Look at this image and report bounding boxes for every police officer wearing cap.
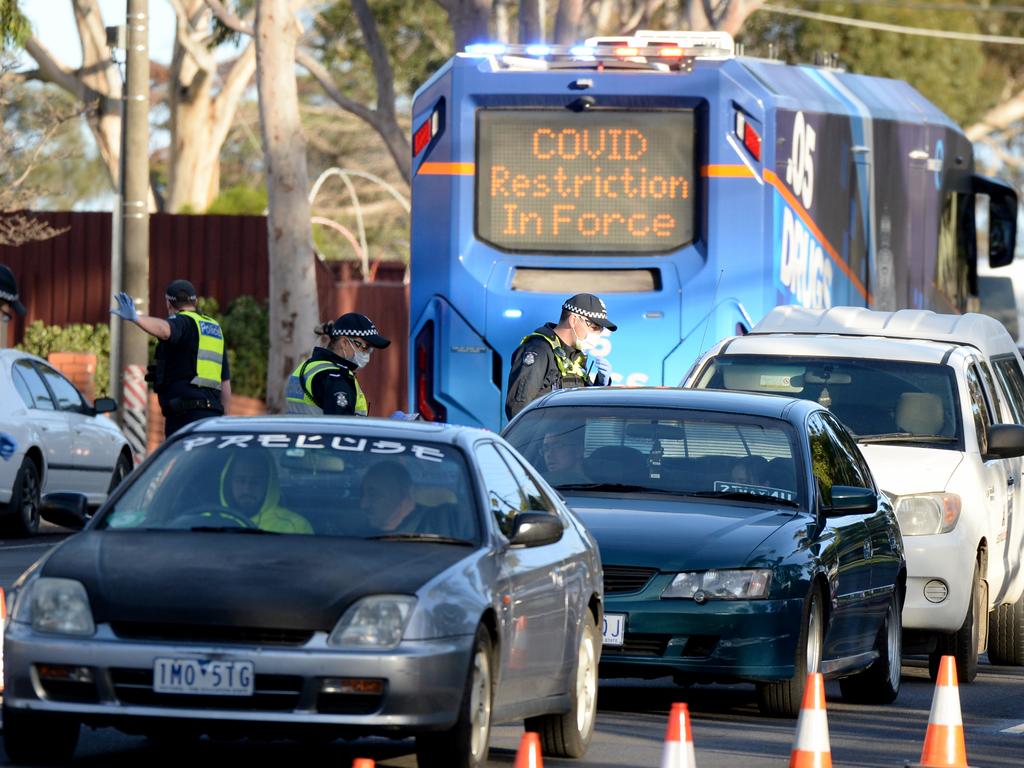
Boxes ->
[0,264,27,321]
[111,279,231,437]
[285,313,390,416]
[505,293,617,420]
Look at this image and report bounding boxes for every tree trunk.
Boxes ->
[444,0,493,50]
[553,0,583,45]
[255,0,320,412]
[519,0,544,43]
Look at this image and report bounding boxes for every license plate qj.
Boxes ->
[153,658,254,696]
[602,613,625,647]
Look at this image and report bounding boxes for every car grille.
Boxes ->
[603,566,658,595]
[109,668,303,711]
[110,622,314,647]
[602,634,668,657]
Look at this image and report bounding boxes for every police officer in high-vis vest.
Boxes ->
[111,279,231,437]
[285,313,390,416]
[505,293,617,420]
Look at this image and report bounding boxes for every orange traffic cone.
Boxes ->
[789,672,832,768]
[515,731,543,768]
[351,760,374,768]
[906,655,971,768]
[0,587,6,695]
[660,702,698,767]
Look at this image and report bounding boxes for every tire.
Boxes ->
[988,593,1024,666]
[525,611,599,758]
[416,625,494,768]
[930,562,983,683]
[839,589,902,704]
[2,704,80,765]
[0,456,41,537]
[757,584,824,717]
[108,451,132,495]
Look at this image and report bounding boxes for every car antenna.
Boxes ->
[697,269,725,357]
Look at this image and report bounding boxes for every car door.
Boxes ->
[823,412,899,616]
[34,362,117,497]
[964,360,1007,599]
[807,413,875,657]
[989,354,1024,603]
[11,360,76,493]
[474,441,566,703]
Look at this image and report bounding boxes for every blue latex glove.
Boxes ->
[110,291,139,322]
[0,432,17,461]
[593,356,612,386]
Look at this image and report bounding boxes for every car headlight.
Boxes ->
[327,595,416,649]
[662,569,771,600]
[893,493,961,535]
[11,577,95,636]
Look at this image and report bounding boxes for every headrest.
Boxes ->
[414,486,458,507]
[896,393,944,435]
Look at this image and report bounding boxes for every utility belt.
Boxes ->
[166,396,223,415]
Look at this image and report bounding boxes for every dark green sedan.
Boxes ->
[502,388,905,717]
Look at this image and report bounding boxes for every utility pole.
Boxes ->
[118,0,150,458]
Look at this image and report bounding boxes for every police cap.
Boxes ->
[0,264,26,317]
[165,279,197,304]
[325,312,390,349]
[563,293,616,332]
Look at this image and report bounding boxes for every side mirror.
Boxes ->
[986,424,1024,459]
[39,492,88,530]
[974,175,1018,268]
[826,486,877,516]
[509,512,563,547]
[93,397,118,414]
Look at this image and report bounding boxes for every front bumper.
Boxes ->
[599,592,805,683]
[3,621,473,735]
[901,528,974,633]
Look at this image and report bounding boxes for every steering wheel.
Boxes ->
[165,508,257,530]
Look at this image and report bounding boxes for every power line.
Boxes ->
[760,4,1024,43]
[791,0,1024,14]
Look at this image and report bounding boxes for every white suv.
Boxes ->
[684,307,1024,682]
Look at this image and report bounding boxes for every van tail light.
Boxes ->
[414,321,447,422]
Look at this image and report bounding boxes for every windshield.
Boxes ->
[96,432,480,542]
[695,355,962,448]
[503,406,805,508]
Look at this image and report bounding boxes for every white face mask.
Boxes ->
[341,340,372,369]
[572,317,597,352]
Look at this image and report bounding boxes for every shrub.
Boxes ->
[19,321,111,395]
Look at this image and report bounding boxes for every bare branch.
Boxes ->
[967,90,1024,143]
[23,37,104,105]
[0,216,71,247]
[295,49,381,128]
[351,0,396,119]
[168,0,217,73]
[204,0,255,36]
[210,42,257,151]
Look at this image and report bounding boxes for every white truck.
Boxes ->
[684,307,1024,681]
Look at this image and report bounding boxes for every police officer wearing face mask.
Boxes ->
[505,293,617,420]
[286,313,390,416]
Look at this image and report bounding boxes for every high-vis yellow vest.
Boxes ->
[285,359,368,416]
[521,331,588,386]
[177,311,224,390]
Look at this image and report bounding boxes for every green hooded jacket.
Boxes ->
[218,453,313,534]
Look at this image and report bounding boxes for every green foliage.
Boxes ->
[0,0,30,50]
[739,3,999,127]
[219,296,269,400]
[18,321,111,396]
[206,184,268,215]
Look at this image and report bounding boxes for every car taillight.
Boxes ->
[415,321,447,423]
[735,112,761,162]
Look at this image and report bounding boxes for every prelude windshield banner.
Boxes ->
[476,109,695,252]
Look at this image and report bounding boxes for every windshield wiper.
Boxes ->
[366,533,473,545]
[555,482,672,494]
[188,526,280,535]
[857,433,958,445]
[685,490,801,508]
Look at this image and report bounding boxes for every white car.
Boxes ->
[0,350,132,537]
[684,307,1024,682]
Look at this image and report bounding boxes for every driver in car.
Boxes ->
[219,450,313,534]
[541,429,588,487]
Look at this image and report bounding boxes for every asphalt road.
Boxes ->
[2,534,1022,767]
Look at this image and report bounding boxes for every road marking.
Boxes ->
[1001,723,1024,734]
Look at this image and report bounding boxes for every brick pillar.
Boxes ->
[147,392,164,454]
[48,352,97,403]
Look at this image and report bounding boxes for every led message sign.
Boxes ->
[476,110,695,252]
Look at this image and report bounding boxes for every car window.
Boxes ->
[991,355,1024,425]
[808,413,858,505]
[475,442,526,537]
[821,413,872,489]
[11,366,35,409]
[495,444,556,514]
[977,360,1009,424]
[36,365,85,411]
[95,432,480,541]
[14,361,55,411]
[695,355,962,449]
[965,364,992,455]
[503,405,805,508]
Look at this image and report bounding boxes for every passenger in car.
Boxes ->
[541,429,589,487]
[219,450,313,534]
[357,461,437,536]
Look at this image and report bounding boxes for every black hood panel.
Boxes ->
[42,531,471,631]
